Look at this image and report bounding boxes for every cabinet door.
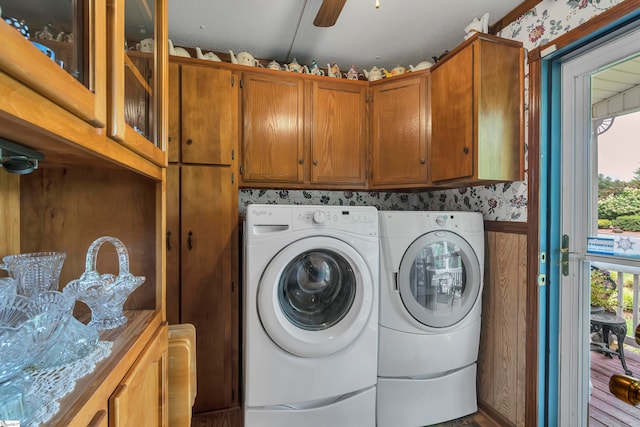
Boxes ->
[167,63,180,163]
[181,65,237,165]
[0,1,106,127]
[166,164,180,325]
[370,75,428,186]
[109,323,168,427]
[241,72,305,184]
[181,165,237,413]
[107,0,166,166]
[311,80,367,187]
[431,43,474,182]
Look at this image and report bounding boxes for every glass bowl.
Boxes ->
[0,291,73,422]
[0,252,66,297]
[0,277,17,305]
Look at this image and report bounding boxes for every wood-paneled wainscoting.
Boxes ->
[479,221,529,427]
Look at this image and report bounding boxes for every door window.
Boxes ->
[257,236,374,357]
[398,231,481,328]
[279,249,356,331]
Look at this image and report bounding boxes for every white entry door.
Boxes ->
[559,24,640,426]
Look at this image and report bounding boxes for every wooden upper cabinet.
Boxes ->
[167,63,181,163]
[310,80,368,187]
[240,72,305,185]
[107,0,167,166]
[431,34,524,185]
[175,63,237,165]
[370,73,429,188]
[0,1,106,127]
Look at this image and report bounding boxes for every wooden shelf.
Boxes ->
[0,69,162,180]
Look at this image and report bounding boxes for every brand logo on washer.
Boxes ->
[252,208,270,216]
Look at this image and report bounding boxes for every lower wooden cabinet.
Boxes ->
[166,163,240,415]
[45,312,167,426]
[109,322,168,426]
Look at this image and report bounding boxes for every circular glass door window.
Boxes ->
[258,236,374,357]
[398,231,481,328]
[279,249,356,331]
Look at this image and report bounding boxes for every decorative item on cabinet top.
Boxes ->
[229,49,260,67]
[362,66,384,81]
[464,12,490,40]
[63,236,145,331]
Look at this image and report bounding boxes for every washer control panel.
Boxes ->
[295,207,378,236]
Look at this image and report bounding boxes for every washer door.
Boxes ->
[258,236,374,357]
[398,230,481,328]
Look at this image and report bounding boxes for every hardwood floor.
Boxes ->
[590,344,640,426]
[432,408,503,426]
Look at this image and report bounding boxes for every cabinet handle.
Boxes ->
[186,138,193,145]
[298,159,304,165]
[168,136,172,142]
[463,146,469,154]
[313,160,318,166]
[87,410,107,427]
[187,230,193,250]
[420,158,426,164]
[166,231,172,251]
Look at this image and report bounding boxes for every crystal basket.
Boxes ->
[63,236,145,330]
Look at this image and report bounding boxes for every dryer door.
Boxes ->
[398,230,481,328]
[258,236,374,357]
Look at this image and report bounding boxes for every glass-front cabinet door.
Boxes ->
[107,0,167,165]
[0,0,106,126]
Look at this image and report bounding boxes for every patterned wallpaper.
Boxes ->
[239,0,625,220]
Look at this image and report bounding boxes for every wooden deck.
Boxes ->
[590,344,640,426]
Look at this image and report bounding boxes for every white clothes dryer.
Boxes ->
[243,204,379,427]
[377,211,484,427]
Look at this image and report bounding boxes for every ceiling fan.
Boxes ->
[313,0,347,27]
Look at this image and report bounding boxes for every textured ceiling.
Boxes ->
[166,0,523,71]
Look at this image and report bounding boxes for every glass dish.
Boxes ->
[0,291,72,423]
[0,277,17,304]
[0,252,66,297]
[32,316,99,368]
[63,236,145,330]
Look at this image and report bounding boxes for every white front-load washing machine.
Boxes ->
[377,211,484,427]
[243,204,379,427]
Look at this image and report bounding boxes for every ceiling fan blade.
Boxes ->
[313,0,347,27]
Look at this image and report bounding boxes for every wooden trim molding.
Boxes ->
[479,400,518,427]
[526,53,542,427]
[535,0,640,56]
[484,220,527,234]
[489,0,544,35]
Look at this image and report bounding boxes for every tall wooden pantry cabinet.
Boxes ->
[167,60,241,420]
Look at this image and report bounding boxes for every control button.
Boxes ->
[436,215,447,226]
[313,210,327,224]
